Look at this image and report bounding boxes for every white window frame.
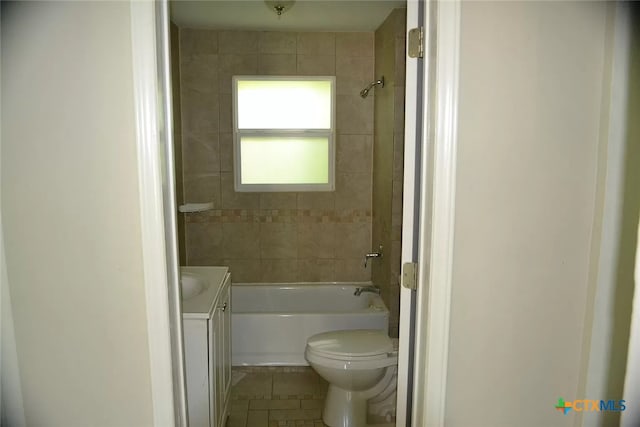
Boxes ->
[232,75,336,192]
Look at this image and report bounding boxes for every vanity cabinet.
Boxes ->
[183,269,232,427]
[210,280,232,427]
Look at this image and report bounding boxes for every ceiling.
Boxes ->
[170,0,406,32]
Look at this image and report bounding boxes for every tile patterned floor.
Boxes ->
[228,367,329,427]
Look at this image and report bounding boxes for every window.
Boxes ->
[233,76,335,192]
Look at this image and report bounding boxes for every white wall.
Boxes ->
[1,2,155,425]
[444,2,613,426]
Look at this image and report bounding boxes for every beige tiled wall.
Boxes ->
[178,29,375,283]
[372,9,406,338]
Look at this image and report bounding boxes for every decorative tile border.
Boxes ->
[185,209,372,224]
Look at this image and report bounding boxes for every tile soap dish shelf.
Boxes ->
[178,202,214,213]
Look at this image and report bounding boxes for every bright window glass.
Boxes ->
[240,137,329,184]
[233,76,335,192]
[237,80,332,129]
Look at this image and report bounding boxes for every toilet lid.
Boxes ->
[306,329,392,358]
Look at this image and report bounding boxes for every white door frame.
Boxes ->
[583,3,632,425]
[622,218,640,426]
[616,3,640,427]
[0,135,27,427]
[395,0,424,424]
[130,0,187,425]
[404,0,462,426]
[131,0,463,425]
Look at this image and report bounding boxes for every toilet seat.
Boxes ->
[305,329,397,370]
[307,329,392,356]
[306,348,390,361]
[306,348,397,370]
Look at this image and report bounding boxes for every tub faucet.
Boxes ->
[364,245,383,268]
[354,286,381,296]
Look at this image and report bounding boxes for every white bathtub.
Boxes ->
[231,283,389,366]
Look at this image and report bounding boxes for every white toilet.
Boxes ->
[305,329,398,427]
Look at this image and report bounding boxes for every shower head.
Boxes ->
[360,76,385,98]
[359,87,371,98]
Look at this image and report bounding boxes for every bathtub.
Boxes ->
[231,283,389,366]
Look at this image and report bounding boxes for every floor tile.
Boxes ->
[230,367,330,427]
[227,411,248,427]
[250,399,301,410]
[232,372,273,400]
[300,400,323,410]
[231,400,250,412]
[269,408,322,421]
[247,410,269,427]
[272,372,323,398]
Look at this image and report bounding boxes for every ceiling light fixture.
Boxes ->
[265,0,295,17]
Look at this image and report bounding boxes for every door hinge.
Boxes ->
[408,27,424,59]
[401,262,418,290]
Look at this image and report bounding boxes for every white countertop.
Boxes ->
[181,266,229,319]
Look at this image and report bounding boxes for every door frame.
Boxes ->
[622,222,640,427]
[130,0,187,425]
[132,0,463,425]
[399,0,462,426]
[583,4,635,427]
[395,0,423,424]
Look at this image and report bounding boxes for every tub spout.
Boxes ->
[364,245,383,268]
[354,286,381,296]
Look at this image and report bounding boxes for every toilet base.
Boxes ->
[323,385,368,427]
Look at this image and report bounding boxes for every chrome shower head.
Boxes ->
[359,76,385,98]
